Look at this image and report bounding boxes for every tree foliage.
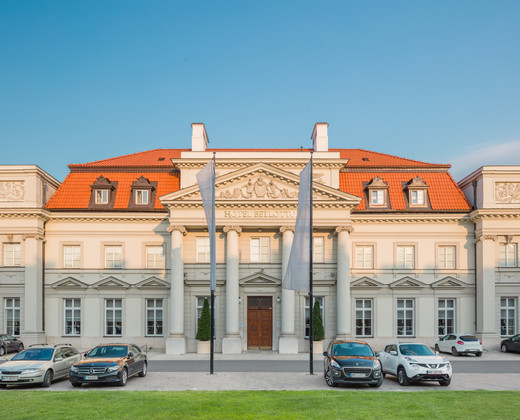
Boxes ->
[312,300,325,341]
[196,298,211,341]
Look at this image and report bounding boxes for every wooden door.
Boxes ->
[247,296,272,350]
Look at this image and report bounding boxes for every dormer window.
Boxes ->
[371,190,385,205]
[405,176,429,208]
[410,189,424,205]
[129,176,157,210]
[89,176,117,209]
[135,190,149,205]
[95,189,109,204]
[365,176,390,209]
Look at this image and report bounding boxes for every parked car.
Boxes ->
[322,340,383,387]
[435,334,483,356]
[500,334,520,353]
[0,335,24,356]
[379,342,452,386]
[69,343,147,387]
[0,344,81,388]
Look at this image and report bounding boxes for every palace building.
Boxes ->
[1,122,519,354]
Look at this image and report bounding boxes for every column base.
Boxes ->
[278,335,298,354]
[165,335,186,355]
[222,335,242,354]
[21,331,46,346]
[476,331,500,351]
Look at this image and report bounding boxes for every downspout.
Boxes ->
[472,180,478,333]
[42,230,46,333]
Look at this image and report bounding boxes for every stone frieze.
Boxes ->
[0,181,24,201]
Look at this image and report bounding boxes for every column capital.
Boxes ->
[279,226,294,234]
[476,234,498,243]
[22,234,45,242]
[167,225,187,235]
[335,225,354,234]
[223,225,242,235]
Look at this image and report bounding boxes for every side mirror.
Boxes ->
[375,352,380,357]
[128,352,134,358]
[390,350,397,356]
[322,351,328,357]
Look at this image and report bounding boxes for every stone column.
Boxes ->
[336,226,353,339]
[476,234,499,348]
[222,225,242,354]
[166,225,186,354]
[279,226,298,354]
[22,234,46,345]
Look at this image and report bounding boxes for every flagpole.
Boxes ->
[210,152,216,375]
[309,151,314,375]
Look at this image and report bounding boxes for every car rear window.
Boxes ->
[460,336,479,342]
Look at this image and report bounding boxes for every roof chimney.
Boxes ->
[311,122,329,152]
[191,123,209,151]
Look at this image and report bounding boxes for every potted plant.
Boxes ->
[312,300,325,354]
[196,298,211,354]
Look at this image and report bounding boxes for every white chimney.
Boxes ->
[191,123,209,151]
[311,122,329,152]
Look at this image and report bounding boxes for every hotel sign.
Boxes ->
[223,209,297,219]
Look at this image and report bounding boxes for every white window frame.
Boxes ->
[95,189,109,204]
[4,298,20,336]
[146,245,164,268]
[196,237,211,263]
[501,297,517,336]
[397,299,414,337]
[370,189,385,205]
[355,299,373,337]
[105,245,122,268]
[438,298,455,336]
[355,245,374,269]
[135,189,149,205]
[410,189,425,205]
[313,237,324,263]
[250,237,270,262]
[4,243,21,266]
[63,245,81,268]
[105,298,122,336]
[499,243,517,267]
[396,245,415,269]
[64,298,81,336]
[304,296,324,339]
[146,299,164,336]
[438,246,456,269]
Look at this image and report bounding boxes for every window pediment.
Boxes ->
[390,276,426,289]
[136,276,170,289]
[240,272,280,286]
[351,276,384,289]
[432,276,468,289]
[51,277,88,289]
[93,276,130,289]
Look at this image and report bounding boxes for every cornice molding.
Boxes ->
[352,214,471,224]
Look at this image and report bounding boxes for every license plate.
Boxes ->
[1,376,18,381]
[350,373,367,378]
[427,370,442,374]
[84,375,98,380]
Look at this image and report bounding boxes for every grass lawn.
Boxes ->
[0,390,518,419]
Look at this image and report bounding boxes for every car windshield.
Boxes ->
[11,348,53,361]
[332,343,373,357]
[460,336,479,342]
[399,344,434,356]
[87,345,128,358]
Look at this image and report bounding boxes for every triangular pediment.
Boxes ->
[390,276,426,289]
[351,276,385,289]
[51,277,88,289]
[432,276,468,289]
[93,276,131,289]
[160,163,361,207]
[240,272,281,286]
[136,276,170,289]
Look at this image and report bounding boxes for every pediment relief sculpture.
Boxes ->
[218,176,298,200]
[496,182,520,204]
[0,181,24,201]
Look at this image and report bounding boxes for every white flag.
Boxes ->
[283,160,312,291]
[197,159,216,291]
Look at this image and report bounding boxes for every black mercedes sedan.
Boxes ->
[0,335,24,356]
[323,340,383,387]
[69,344,147,387]
[500,334,520,353]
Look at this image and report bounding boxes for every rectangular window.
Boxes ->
[370,190,384,205]
[396,246,415,269]
[313,237,324,263]
[499,244,517,267]
[64,298,81,336]
[4,298,20,336]
[4,243,21,266]
[411,190,425,205]
[135,190,149,205]
[146,299,163,336]
[95,189,108,204]
[438,299,455,335]
[304,296,324,338]
[146,246,164,268]
[355,245,374,269]
[250,237,270,262]
[63,245,81,268]
[196,237,210,263]
[355,299,373,337]
[105,299,122,336]
[105,246,122,268]
[397,299,414,336]
[438,246,456,269]
[196,296,210,327]
[501,298,517,336]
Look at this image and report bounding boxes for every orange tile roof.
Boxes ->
[46,172,179,210]
[340,172,471,211]
[334,149,448,168]
[69,149,186,168]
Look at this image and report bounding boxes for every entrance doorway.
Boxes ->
[247,296,273,350]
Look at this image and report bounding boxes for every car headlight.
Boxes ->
[107,365,120,372]
[70,366,79,373]
[410,364,420,370]
[373,360,381,370]
[21,368,44,375]
[331,360,341,369]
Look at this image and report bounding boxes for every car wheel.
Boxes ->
[71,382,82,388]
[501,344,508,353]
[0,384,7,389]
[439,378,451,386]
[138,361,147,377]
[370,377,384,388]
[476,352,482,357]
[380,364,386,378]
[324,368,338,387]
[118,368,128,386]
[0,346,5,356]
[41,370,53,388]
[434,344,440,353]
[397,367,409,386]
[451,347,459,356]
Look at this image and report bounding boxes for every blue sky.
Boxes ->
[1,0,519,181]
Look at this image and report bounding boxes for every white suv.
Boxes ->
[379,343,452,386]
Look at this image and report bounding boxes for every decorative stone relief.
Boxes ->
[496,183,520,204]
[0,181,24,201]
[218,176,298,200]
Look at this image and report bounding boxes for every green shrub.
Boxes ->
[196,298,211,341]
[312,300,325,341]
